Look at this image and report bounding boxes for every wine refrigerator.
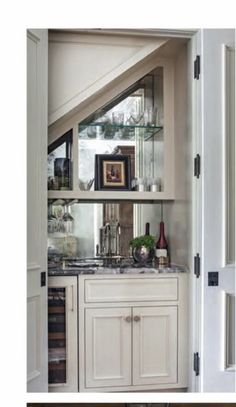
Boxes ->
[48,287,67,384]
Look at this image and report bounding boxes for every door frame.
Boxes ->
[188,29,203,393]
[44,28,201,392]
[47,28,201,393]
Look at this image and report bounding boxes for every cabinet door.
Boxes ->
[48,276,78,392]
[133,306,177,385]
[27,29,48,392]
[85,307,132,388]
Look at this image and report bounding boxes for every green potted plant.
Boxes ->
[129,234,155,264]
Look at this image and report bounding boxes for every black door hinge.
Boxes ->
[194,154,201,178]
[41,271,46,287]
[193,352,200,376]
[194,55,200,79]
[194,253,200,278]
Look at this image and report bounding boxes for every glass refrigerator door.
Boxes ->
[48,287,66,384]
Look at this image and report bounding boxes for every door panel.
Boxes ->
[85,307,131,388]
[133,306,177,385]
[200,28,236,392]
[27,29,48,392]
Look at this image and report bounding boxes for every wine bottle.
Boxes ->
[155,221,168,258]
[145,222,150,235]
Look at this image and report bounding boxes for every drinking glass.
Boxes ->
[144,107,158,126]
[112,111,124,126]
[136,178,146,191]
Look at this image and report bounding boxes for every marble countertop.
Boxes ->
[48,263,188,277]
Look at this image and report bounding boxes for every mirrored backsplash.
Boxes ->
[47,202,162,259]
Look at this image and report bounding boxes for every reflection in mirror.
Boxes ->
[48,129,73,191]
[47,202,161,260]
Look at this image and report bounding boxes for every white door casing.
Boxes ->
[132,306,178,385]
[189,29,203,393]
[85,307,132,388]
[26,27,236,393]
[27,29,48,392]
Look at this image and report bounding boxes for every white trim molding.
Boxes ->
[51,28,198,39]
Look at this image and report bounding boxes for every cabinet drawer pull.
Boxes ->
[133,315,140,322]
[124,316,132,323]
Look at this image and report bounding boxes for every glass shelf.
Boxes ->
[79,123,163,142]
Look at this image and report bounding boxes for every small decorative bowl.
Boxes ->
[132,245,155,264]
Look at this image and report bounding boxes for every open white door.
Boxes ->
[27,29,48,392]
[198,28,235,392]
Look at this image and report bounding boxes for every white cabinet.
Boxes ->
[79,273,187,392]
[85,307,132,388]
[85,305,177,389]
[132,306,177,386]
[48,276,78,392]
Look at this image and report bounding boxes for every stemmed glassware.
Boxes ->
[62,204,74,234]
[48,203,57,233]
[48,203,74,234]
[112,111,124,139]
[129,110,144,125]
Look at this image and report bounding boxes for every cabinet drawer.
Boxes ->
[84,278,178,303]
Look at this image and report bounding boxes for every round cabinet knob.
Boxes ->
[133,315,140,322]
[125,316,132,323]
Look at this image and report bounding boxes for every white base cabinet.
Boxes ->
[85,307,132,388]
[79,273,188,392]
[132,306,177,386]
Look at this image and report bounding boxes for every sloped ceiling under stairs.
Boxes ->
[48,30,170,142]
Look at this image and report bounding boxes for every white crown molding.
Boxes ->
[50,28,198,39]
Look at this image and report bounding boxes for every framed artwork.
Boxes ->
[95,154,131,190]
